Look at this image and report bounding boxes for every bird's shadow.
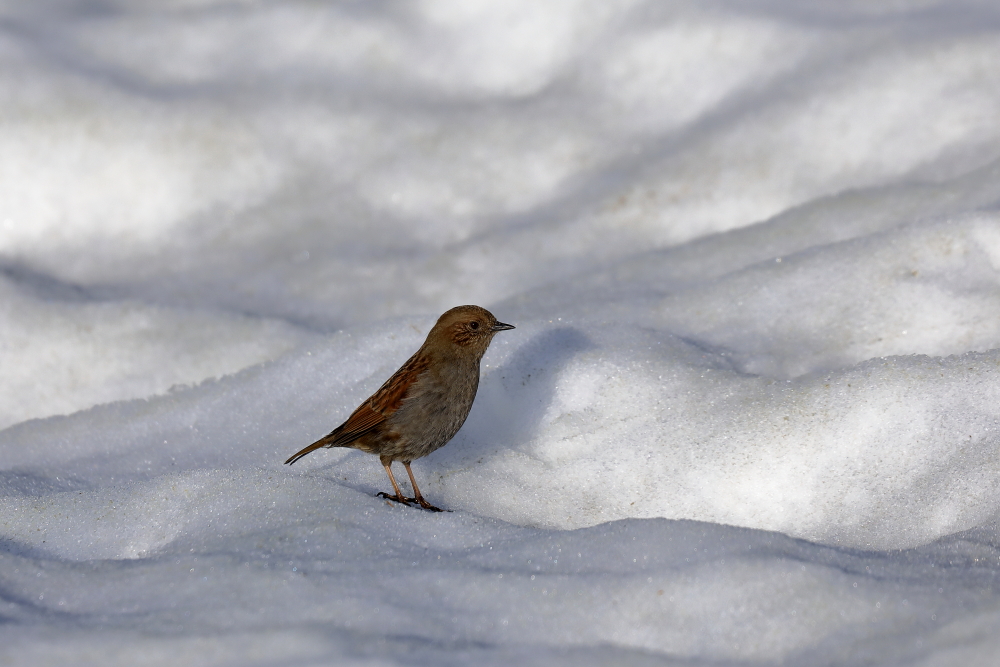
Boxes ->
[448,326,594,460]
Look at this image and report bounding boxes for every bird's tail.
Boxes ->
[284,436,334,465]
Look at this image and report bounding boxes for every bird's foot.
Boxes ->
[376,491,449,512]
[376,492,412,506]
[414,498,448,512]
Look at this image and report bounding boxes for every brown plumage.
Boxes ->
[285,305,514,511]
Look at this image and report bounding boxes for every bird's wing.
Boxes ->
[285,351,431,465]
[326,401,387,446]
[369,351,431,414]
[284,402,386,465]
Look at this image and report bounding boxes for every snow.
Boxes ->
[3,1,1000,664]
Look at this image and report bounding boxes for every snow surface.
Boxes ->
[3,1,1000,665]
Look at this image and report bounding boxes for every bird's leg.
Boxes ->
[376,458,412,506]
[403,461,446,512]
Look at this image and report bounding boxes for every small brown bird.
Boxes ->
[285,305,514,511]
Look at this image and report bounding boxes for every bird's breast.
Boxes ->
[381,359,481,460]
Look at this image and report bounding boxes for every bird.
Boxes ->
[285,305,515,511]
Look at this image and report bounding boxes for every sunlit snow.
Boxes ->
[3,1,1000,665]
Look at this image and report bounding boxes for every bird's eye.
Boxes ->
[469,321,480,330]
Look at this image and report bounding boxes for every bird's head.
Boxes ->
[428,305,515,356]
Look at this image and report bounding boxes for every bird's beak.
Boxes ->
[491,321,515,332]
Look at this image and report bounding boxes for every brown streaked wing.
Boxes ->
[368,351,431,414]
[323,351,430,446]
[284,401,387,464]
[284,350,431,465]
[323,401,386,447]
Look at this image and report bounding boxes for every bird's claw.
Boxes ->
[376,492,412,506]
[376,492,449,512]
[416,500,447,512]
